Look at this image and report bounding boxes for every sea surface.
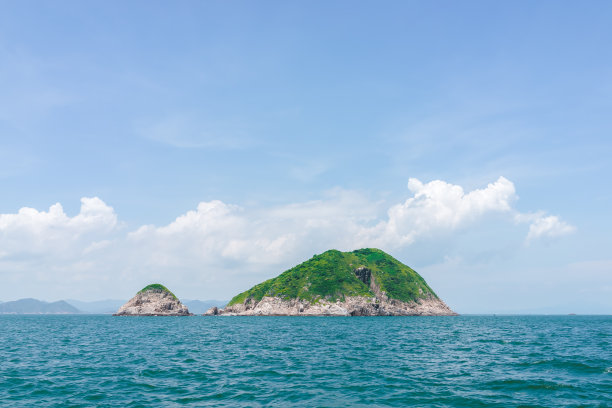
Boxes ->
[0,315,610,407]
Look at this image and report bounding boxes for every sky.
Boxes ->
[1,1,611,313]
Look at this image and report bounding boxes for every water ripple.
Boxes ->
[0,315,610,407]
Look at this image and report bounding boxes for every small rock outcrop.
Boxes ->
[114,284,192,316]
[205,306,219,315]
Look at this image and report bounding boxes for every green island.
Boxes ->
[228,248,439,306]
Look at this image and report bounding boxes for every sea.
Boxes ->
[0,315,610,407]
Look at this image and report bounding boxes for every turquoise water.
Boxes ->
[0,315,610,407]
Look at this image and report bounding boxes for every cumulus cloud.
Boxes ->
[526,215,576,241]
[0,178,575,299]
[120,176,569,274]
[0,197,117,256]
[126,191,381,270]
[381,176,516,245]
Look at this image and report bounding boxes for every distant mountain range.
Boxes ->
[64,299,126,314]
[0,298,228,314]
[0,298,81,314]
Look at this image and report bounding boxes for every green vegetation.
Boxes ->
[228,248,438,306]
[138,283,177,299]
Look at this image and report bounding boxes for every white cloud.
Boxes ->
[0,178,575,299]
[0,197,117,256]
[381,176,516,245]
[526,215,576,241]
[126,191,380,269]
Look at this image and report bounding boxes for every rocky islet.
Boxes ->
[114,284,192,316]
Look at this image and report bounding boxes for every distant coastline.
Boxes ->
[0,298,227,315]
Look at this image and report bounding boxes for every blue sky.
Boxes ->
[1,1,611,313]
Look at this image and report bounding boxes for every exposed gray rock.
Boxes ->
[207,295,456,316]
[205,306,219,315]
[114,288,192,316]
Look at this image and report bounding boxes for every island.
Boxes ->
[114,284,192,316]
[206,248,457,316]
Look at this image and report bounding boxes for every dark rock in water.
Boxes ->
[181,300,227,314]
[204,306,219,316]
[114,284,192,316]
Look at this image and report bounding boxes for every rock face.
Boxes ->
[114,284,192,316]
[207,295,454,316]
[206,248,457,316]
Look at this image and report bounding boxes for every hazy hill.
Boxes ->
[65,299,127,314]
[0,298,82,314]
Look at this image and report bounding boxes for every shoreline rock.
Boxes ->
[205,295,457,316]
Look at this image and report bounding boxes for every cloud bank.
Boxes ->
[0,177,574,299]
[0,197,117,257]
